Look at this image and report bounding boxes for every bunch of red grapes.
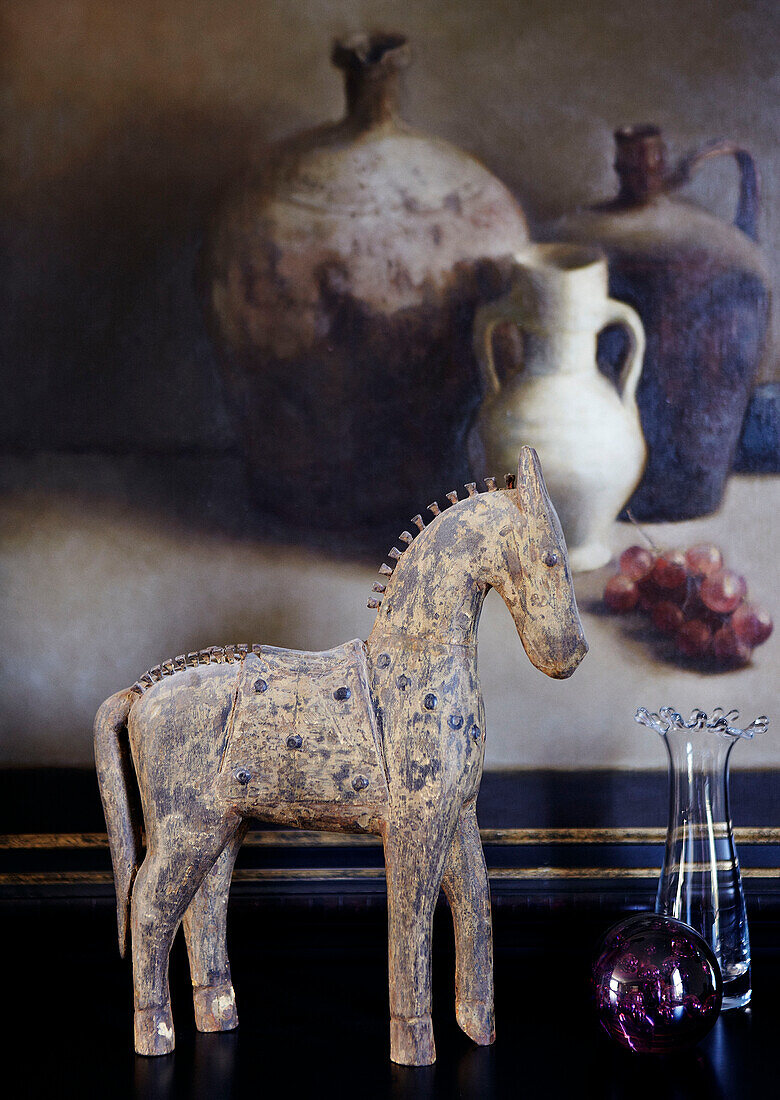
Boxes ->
[604,543,773,667]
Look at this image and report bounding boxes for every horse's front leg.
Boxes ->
[383,807,459,1066]
[441,802,495,1046]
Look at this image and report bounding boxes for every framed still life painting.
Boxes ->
[1,1,777,1094]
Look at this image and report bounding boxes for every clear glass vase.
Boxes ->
[635,706,769,1010]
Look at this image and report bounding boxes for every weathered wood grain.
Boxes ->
[94,446,587,1064]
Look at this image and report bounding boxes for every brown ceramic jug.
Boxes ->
[204,32,529,535]
[550,126,770,521]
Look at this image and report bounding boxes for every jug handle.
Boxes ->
[670,140,760,242]
[603,300,645,407]
[473,299,523,396]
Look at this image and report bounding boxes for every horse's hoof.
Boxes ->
[456,998,495,1046]
[193,980,239,1033]
[134,1006,175,1056]
[390,1015,436,1066]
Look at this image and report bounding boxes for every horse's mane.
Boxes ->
[128,474,516,697]
[367,474,515,612]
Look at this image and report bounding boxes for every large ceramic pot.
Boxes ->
[469,244,646,572]
[204,32,530,534]
[549,125,770,521]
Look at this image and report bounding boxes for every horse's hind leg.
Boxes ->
[441,803,495,1046]
[131,821,237,1056]
[183,820,248,1033]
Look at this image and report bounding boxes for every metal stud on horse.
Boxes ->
[94,446,587,1065]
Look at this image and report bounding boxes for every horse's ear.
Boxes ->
[517,446,551,515]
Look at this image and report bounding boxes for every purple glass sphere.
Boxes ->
[593,914,722,1054]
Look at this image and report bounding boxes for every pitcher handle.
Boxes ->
[671,139,760,242]
[473,298,523,396]
[603,299,645,407]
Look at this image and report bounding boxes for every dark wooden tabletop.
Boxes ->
[4,900,778,1099]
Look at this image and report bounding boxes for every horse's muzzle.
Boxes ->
[557,634,589,678]
[532,632,588,679]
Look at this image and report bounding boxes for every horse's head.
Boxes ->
[492,447,588,679]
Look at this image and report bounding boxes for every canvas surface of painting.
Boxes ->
[1,2,778,1094]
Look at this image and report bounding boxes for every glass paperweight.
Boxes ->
[593,914,722,1054]
[635,706,769,1009]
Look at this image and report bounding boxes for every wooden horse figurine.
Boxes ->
[95,446,587,1065]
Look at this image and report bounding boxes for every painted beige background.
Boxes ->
[2,477,777,767]
[2,0,778,766]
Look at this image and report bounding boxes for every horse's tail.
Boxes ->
[94,689,141,958]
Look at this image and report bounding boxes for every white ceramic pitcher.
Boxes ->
[469,244,647,572]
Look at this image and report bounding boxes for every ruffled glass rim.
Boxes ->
[635,706,769,741]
